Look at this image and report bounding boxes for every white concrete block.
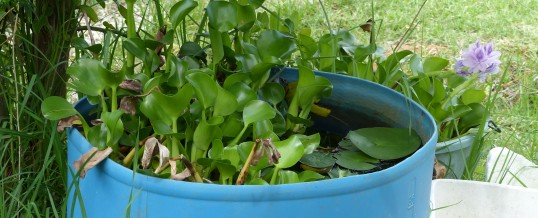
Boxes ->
[486,147,538,188]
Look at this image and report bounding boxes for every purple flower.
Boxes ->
[454,40,501,82]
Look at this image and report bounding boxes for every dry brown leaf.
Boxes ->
[140,137,170,173]
[119,80,142,93]
[57,115,81,132]
[171,168,192,181]
[119,96,138,115]
[90,119,103,126]
[433,158,446,179]
[73,147,113,179]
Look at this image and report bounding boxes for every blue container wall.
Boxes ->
[67,68,437,218]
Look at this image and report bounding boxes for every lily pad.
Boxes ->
[299,151,335,168]
[334,150,377,171]
[347,127,421,160]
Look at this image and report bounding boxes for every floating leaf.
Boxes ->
[334,150,377,171]
[299,151,335,168]
[347,127,421,160]
[328,166,355,179]
[41,96,79,120]
[73,147,113,179]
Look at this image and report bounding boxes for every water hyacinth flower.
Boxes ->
[454,40,501,82]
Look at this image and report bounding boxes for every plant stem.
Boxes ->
[228,125,248,147]
[152,0,164,28]
[270,167,280,185]
[172,121,179,157]
[126,0,136,75]
[100,93,108,113]
[111,87,117,112]
[236,140,260,185]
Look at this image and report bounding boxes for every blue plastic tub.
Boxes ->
[67,68,437,217]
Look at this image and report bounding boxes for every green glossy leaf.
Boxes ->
[431,78,447,103]
[299,151,335,168]
[186,72,218,109]
[348,127,421,160]
[423,57,449,73]
[140,84,193,125]
[152,120,174,135]
[271,112,286,136]
[87,44,103,54]
[101,110,124,148]
[237,141,269,171]
[298,170,325,182]
[123,38,146,59]
[354,44,375,62]
[458,103,486,131]
[221,112,244,137]
[88,124,107,150]
[215,160,236,182]
[461,89,486,105]
[296,133,320,154]
[260,82,285,106]
[243,100,276,125]
[41,96,78,120]
[227,83,257,112]
[209,139,224,159]
[297,67,333,110]
[236,3,256,31]
[235,54,260,73]
[256,30,297,60]
[223,73,251,89]
[193,120,221,150]
[274,135,304,169]
[72,37,89,49]
[80,5,98,22]
[168,57,190,88]
[223,145,241,167]
[246,178,269,185]
[335,150,377,171]
[253,119,273,139]
[170,0,198,29]
[207,1,238,32]
[68,59,121,96]
[409,54,424,75]
[338,139,359,152]
[278,170,299,184]
[214,87,239,117]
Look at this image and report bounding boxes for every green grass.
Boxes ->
[269,0,538,179]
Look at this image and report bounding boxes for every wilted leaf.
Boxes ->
[169,160,192,181]
[57,115,81,132]
[73,147,113,179]
[120,96,138,115]
[347,127,421,160]
[119,79,142,93]
[141,137,170,173]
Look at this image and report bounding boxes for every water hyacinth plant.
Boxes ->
[40,0,422,186]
